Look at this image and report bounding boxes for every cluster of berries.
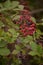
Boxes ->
[13,10,36,36]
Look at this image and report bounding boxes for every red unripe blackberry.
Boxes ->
[13,10,36,37]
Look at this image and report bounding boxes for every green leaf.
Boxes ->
[8,28,19,37]
[3,32,14,43]
[22,50,26,55]
[23,35,33,44]
[13,15,20,20]
[0,48,10,56]
[8,28,19,43]
[12,50,19,55]
[0,40,8,47]
[5,17,15,28]
[19,36,33,46]
[29,45,43,57]
[29,42,43,57]
[15,45,21,51]
[30,41,37,51]
[12,1,19,8]
[26,35,33,41]
[0,21,5,28]
[3,0,11,8]
[4,0,19,9]
[1,29,19,43]
[30,17,36,23]
[36,29,41,38]
[37,45,43,56]
[0,29,5,37]
[3,34,12,43]
[29,51,38,56]
[18,5,24,10]
[0,3,3,8]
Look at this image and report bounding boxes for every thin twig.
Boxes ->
[30,8,43,14]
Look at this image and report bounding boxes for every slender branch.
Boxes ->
[30,8,43,14]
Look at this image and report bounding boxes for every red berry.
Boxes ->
[13,10,36,37]
[30,23,35,27]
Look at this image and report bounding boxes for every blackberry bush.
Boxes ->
[0,0,43,65]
